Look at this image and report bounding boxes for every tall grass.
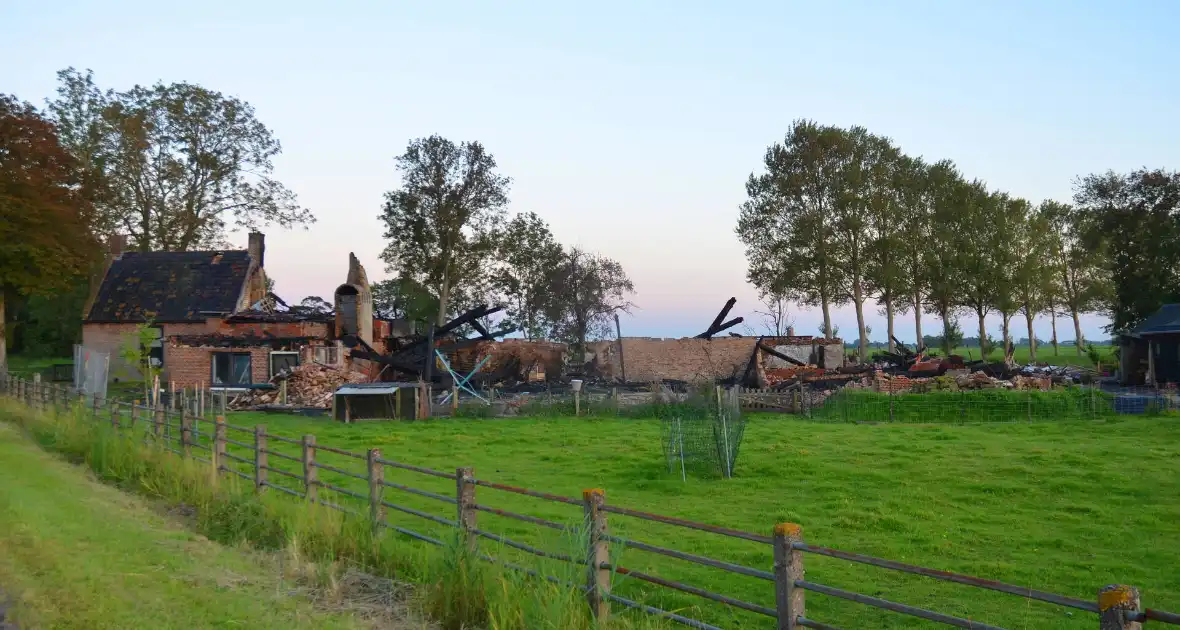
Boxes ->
[0,400,666,630]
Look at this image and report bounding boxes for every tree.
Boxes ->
[953,181,1003,358]
[542,247,635,365]
[892,155,933,350]
[379,135,510,326]
[0,94,97,369]
[371,277,438,326]
[738,120,847,339]
[1040,199,1108,354]
[753,289,795,337]
[47,68,313,251]
[922,161,968,355]
[1014,206,1055,362]
[990,195,1031,363]
[866,146,912,353]
[1073,169,1177,333]
[293,296,333,316]
[491,212,563,339]
[831,127,894,360]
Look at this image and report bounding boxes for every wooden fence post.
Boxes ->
[773,523,805,630]
[92,392,100,420]
[1099,585,1142,629]
[110,400,119,430]
[302,435,317,501]
[212,416,226,482]
[254,425,267,492]
[583,488,610,620]
[131,401,140,428]
[180,413,192,457]
[153,404,164,438]
[455,467,477,550]
[368,449,384,531]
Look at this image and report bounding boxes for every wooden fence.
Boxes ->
[2,372,1178,629]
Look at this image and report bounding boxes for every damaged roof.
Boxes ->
[86,250,254,323]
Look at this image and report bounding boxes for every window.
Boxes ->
[212,352,251,386]
[314,345,340,366]
[270,351,299,378]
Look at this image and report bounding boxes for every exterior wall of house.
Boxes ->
[167,345,273,387]
[585,337,759,383]
[82,321,214,381]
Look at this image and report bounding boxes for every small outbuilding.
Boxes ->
[1119,304,1180,386]
[331,382,423,422]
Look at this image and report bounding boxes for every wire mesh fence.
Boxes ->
[660,387,746,479]
[72,344,109,400]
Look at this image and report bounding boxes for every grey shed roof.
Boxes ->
[335,382,419,396]
[1129,304,1180,337]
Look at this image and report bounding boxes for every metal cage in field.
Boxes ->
[331,382,422,422]
[660,387,746,479]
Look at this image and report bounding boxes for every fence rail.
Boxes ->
[1,372,1175,630]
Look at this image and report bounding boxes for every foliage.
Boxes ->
[0,93,98,370]
[541,246,635,364]
[371,276,439,326]
[491,211,563,339]
[118,320,161,401]
[378,135,510,325]
[1073,168,1180,333]
[291,295,333,316]
[47,68,313,251]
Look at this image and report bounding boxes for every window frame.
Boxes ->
[211,352,252,386]
[270,351,300,378]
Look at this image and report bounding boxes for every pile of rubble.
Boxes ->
[229,363,369,409]
[850,370,1055,393]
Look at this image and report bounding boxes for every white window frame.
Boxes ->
[270,351,300,378]
[313,343,342,366]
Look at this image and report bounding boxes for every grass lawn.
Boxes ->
[944,344,1117,368]
[211,410,1180,629]
[0,422,402,630]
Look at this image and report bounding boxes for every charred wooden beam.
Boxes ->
[696,297,737,338]
[891,335,915,357]
[713,317,743,335]
[757,342,806,366]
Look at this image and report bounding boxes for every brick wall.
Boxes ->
[586,337,758,383]
[167,345,272,387]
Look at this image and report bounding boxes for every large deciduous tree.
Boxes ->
[379,135,510,326]
[738,120,847,340]
[1013,205,1055,362]
[953,181,1003,359]
[542,247,634,365]
[922,160,968,355]
[492,212,563,340]
[1074,169,1178,333]
[1039,200,1107,354]
[866,144,910,353]
[0,94,97,369]
[893,155,933,349]
[47,68,313,251]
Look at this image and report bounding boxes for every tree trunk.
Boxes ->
[1025,311,1037,363]
[1050,310,1059,356]
[0,291,6,373]
[885,293,896,354]
[1000,311,1013,366]
[976,307,988,360]
[1072,307,1084,355]
[913,291,924,351]
[436,265,451,326]
[821,299,832,340]
[853,281,867,362]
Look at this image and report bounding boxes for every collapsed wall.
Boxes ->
[586,337,759,383]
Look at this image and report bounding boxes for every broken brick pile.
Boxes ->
[229,362,369,409]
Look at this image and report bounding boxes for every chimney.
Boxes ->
[247,232,265,267]
[109,233,127,259]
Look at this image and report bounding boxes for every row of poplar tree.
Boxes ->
[737,119,1180,361]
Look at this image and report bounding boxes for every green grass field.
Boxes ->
[208,411,1180,629]
[0,422,404,630]
[944,344,1116,368]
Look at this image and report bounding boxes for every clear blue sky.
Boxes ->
[4,1,1177,344]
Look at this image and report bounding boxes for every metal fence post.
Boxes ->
[211,416,226,482]
[1099,585,1142,629]
[773,522,805,630]
[368,449,384,531]
[583,488,610,620]
[456,466,477,550]
[302,435,317,501]
[254,425,267,492]
[92,392,100,420]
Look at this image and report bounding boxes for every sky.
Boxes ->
[3,0,1178,345]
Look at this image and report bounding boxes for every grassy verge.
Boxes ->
[220,409,1180,629]
[811,387,1135,424]
[0,421,387,630]
[0,401,666,630]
